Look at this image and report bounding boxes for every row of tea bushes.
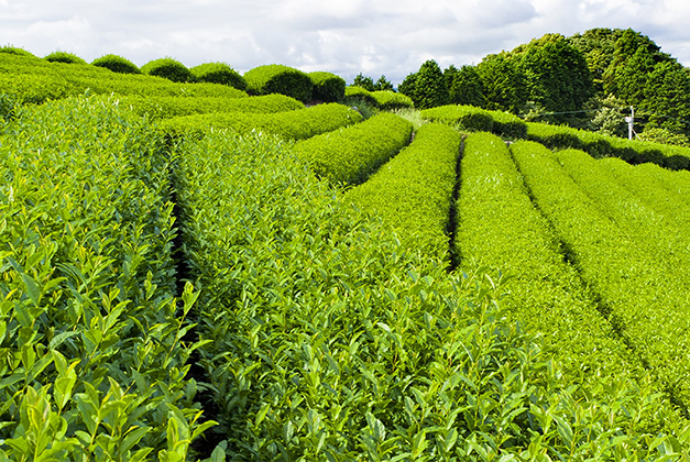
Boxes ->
[345,123,461,263]
[0,97,212,460]
[293,112,413,185]
[160,102,362,140]
[421,105,527,138]
[511,141,690,408]
[117,94,304,120]
[344,87,414,110]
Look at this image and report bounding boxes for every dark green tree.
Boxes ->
[412,60,450,109]
[477,53,527,113]
[521,37,594,115]
[397,72,418,101]
[447,65,484,107]
[642,61,690,137]
[352,73,375,91]
[373,75,394,91]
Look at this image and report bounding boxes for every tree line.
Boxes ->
[352,28,690,146]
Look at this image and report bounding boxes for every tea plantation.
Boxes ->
[2,51,690,461]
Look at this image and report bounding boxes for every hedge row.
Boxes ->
[117,94,303,120]
[160,102,362,140]
[293,112,413,185]
[0,97,210,460]
[345,123,461,262]
[345,86,414,110]
[0,53,248,104]
[309,71,346,102]
[421,105,527,138]
[244,64,314,103]
[191,62,247,90]
[511,140,690,408]
[526,122,690,170]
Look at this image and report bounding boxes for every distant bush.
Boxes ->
[309,71,346,102]
[244,64,314,103]
[371,90,414,110]
[422,105,494,132]
[0,46,36,58]
[44,51,87,65]
[142,57,194,83]
[91,54,141,74]
[191,62,247,90]
[344,86,379,107]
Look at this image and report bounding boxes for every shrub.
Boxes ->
[142,57,194,83]
[44,51,87,65]
[309,71,346,102]
[91,53,141,74]
[244,64,314,103]
[0,46,36,57]
[344,86,379,107]
[191,62,247,90]
[372,90,414,110]
[422,105,494,132]
[293,112,413,185]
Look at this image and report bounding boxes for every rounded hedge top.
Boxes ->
[244,64,314,103]
[0,46,36,58]
[309,71,346,102]
[44,51,87,65]
[142,57,194,83]
[92,54,141,74]
[191,62,247,91]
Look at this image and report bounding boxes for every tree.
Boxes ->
[373,75,394,91]
[642,61,690,137]
[521,37,594,116]
[352,73,375,91]
[413,60,450,109]
[397,72,418,101]
[447,65,484,107]
[477,53,527,113]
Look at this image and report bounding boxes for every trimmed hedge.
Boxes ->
[142,57,194,83]
[118,94,303,120]
[309,71,346,102]
[526,122,690,170]
[244,64,314,103]
[0,46,36,57]
[44,51,87,65]
[421,105,494,132]
[91,54,141,74]
[191,62,247,91]
[345,86,414,110]
[160,103,362,140]
[293,112,413,185]
[346,123,461,261]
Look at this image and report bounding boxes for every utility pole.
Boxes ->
[625,106,634,140]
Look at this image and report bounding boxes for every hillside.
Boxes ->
[1,46,690,461]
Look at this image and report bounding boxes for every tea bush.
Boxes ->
[191,62,247,91]
[91,54,142,74]
[44,51,87,65]
[244,64,314,103]
[293,112,413,185]
[142,57,194,83]
[309,71,346,102]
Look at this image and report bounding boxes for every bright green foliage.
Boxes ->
[458,132,685,435]
[244,64,314,103]
[44,51,87,65]
[638,126,690,147]
[512,141,690,408]
[0,46,36,57]
[345,87,413,110]
[293,112,412,185]
[0,52,247,104]
[160,102,362,140]
[0,97,212,460]
[421,105,527,139]
[191,62,247,90]
[91,54,142,74]
[345,123,461,262]
[421,105,494,132]
[170,129,690,461]
[526,121,690,169]
[631,162,690,203]
[309,71,346,102]
[117,94,303,120]
[142,57,194,83]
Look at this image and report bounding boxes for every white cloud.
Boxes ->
[1,0,689,84]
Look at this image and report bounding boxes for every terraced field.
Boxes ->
[2,51,690,461]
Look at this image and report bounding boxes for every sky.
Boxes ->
[2,0,690,85]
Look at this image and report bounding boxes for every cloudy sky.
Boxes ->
[1,0,689,85]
